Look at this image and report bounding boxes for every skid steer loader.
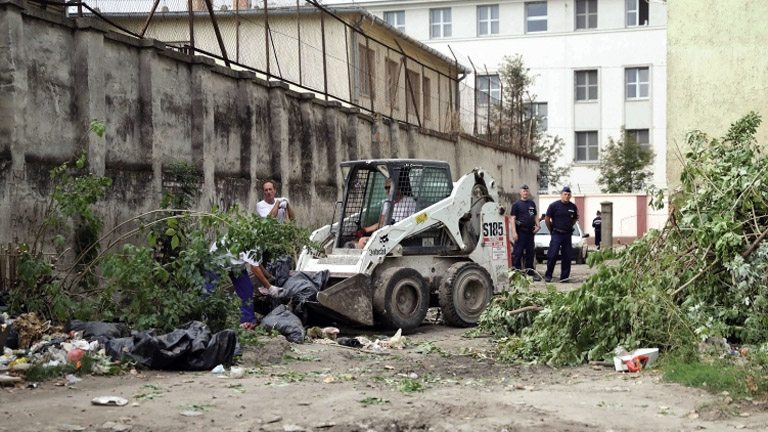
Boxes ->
[296,159,510,331]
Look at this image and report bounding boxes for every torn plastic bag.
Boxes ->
[105,321,236,370]
[276,270,330,316]
[260,305,305,343]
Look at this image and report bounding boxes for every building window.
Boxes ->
[477,5,499,36]
[575,0,597,30]
[627,129,650,151]
[357,44,375,98]
[384,11,405,32]
[430,8,452,38]
[626,0,649,27]
[575,70,598,102]
[625,67,649,99]
[525,2,547,33]
[423,76,432,119]
[524,102,548,132]
[476,75,501,107]
[576,131,599,162]
[406,69,421,115]
[386,58,401,109]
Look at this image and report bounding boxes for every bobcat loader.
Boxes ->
[296,159,510,331]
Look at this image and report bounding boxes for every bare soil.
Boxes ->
[2,263,768,432]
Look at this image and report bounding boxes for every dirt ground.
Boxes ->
[2,263,768,432]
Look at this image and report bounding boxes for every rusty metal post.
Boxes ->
[296,0,302,85]
[264,0,270,76]
[344,25,352,102]
[320,9,328,101]
[187,0,195,53]
[365,36,373,113]
[394,39,420,128]
[203,0,230,68]
[140,0,161,38]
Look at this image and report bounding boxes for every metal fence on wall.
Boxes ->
[27,0,470,135]
[27,0,535,149]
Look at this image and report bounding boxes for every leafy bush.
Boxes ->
[477,113,768,366]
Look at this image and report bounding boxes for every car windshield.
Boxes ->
[537,222,581,236]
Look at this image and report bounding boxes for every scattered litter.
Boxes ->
[91,396,129,407]
[10,362,32,371]
[66,374,82,385]
[180,411,203,417]
[323,375,335,383]
[282,425,306,432]
[687,411,699,419]
[68,348,86,363]
[229,367,244,379]
[384,365,394,370]
[314,421,336,428]
[613,348,659,372]
[58,425,86,431]
[211,364,225,374]
[0,375,22,385]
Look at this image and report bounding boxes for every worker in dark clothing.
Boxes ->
[510,184,541,281]
[592,210,602,250]
[544,186,579,283]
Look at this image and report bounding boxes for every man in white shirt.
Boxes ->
[356,179,416,248]
[256,180,295,221]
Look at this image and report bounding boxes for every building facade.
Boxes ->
[666,0,768,189]
[333,0,667,195]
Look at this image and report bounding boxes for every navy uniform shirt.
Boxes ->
[510,199,537,230]
[546,200,579,232]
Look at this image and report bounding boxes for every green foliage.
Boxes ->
[490,55,571,189]
[483,113,768,367]
[662,350,768,398]
[399,378,424,393]
[595,128,656,193]
[534,135,572,193]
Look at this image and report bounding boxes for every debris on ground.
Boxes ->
[91,396,129,407]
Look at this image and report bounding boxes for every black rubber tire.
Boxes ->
[373,267,429,332]
[439,262,494,327]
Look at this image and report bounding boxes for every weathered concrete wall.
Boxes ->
[0,0,537,247]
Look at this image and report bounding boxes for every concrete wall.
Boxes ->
[667,0,768,188]
[0,0,537,247]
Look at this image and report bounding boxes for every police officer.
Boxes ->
[510,184,541,281]
[544,186,579,283]
[592,210,602,250]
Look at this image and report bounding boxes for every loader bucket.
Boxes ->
[316,274,374,325]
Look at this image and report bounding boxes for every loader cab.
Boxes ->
[335,160,453,250]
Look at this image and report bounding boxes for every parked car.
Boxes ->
[534,222,590,264]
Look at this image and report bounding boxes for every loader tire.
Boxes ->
[439,262,493,327]
[373,267,429,332]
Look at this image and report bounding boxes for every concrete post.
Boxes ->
[0,0,27,243]
[190,58,216,209]
[601,201,613,251]
[73,19,107,176]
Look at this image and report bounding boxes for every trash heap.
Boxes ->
[479,113,768,366]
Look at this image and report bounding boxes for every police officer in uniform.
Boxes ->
[510,184,541,281]
[592,210,602,250]
[544,186,579,283]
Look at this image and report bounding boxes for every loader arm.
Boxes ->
[358,168,501,274]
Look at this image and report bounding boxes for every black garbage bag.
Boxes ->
[66,320,130,339]
[277,270,330,316]
[260,305,305,343]
[265,256,294,287]
[105,321,236,370]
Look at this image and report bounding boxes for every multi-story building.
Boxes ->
[331,0,667,194]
